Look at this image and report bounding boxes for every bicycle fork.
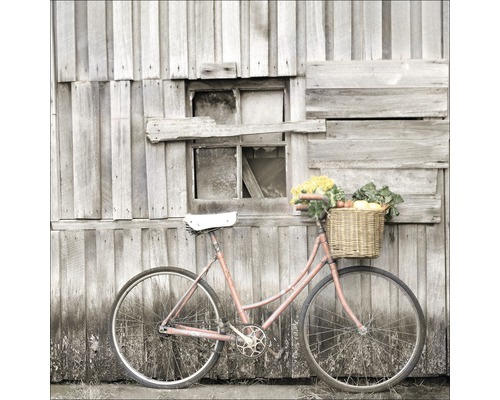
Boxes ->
[316,219,367,335]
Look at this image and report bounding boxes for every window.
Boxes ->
[187,80,289,214]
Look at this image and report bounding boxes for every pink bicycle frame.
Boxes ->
[160,221,364,342]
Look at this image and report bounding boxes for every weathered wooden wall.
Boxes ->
[51,0,449,382]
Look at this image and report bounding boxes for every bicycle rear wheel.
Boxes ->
[299,266,426,393]
[109,267,224,388]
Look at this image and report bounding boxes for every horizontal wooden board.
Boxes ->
[199,62,238,79]
[320,168,438,195]
[147,118,325,142]
[393,195,442,223]
[306,87,448,118]
[52,216,314,231]
[327,119,449,140]
[308,136,449,169]
[307,60,448,88]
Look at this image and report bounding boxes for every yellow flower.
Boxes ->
[290,175,335,204]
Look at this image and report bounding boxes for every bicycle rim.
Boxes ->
[110,269,223,388]
[300,266,425,392]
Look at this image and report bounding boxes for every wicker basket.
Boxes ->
[325,207,386,258]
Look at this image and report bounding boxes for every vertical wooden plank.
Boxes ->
[114,229,143,376]
[398,226,418,301]
[277,0,296,76]
[60,230,86,381]
[240,0,251,78]
[371,225,394,375]
[99,82,113,219]
[113,1,133,80]
[410,1,422,59]
[258,227,281,378]
[106,0,114,79]
[201,231,230,380]
[324,0,334,60]
[111,81,132,220]
[278,227,291,377]
[195,0,215,77]
[51,13,60,221]
[220,229,238,379]
[296,0,307,75]
[87,230,116,381]
[186,1,197,79]
[289,225,309,378]
[131,81,148,218]
[132,1,142,80]
[382,0,391,59]
[177,227,196,273]
[351,0,364,60]
[306,0,326,62]
[168,0,189,79]
[57,84,74,219]
[149,228,168,267]
[442,0,449,59]
[221,0,241,74]
[414,223,428,375]
[164,81,187,217]
[75,0,89,81]
[268,0,278,77]
[159,0,170,78]
[289,77,308,206]
[425,171,446,374]
[72,82,101,219]
[55,1,76,82]
[444,168,449,374]
[214,0,223,63]
[363,0,383,60]
[391,0,411,59]
[141,1,161,79]
[50,232,62,381]
[232,226,256,378]
[333,0,352,61]
[143,80,167,219]
[249,0,269,77]
[422,0,442,59]
[398,224,420,372]
[87,1,108,81]
[83,231,96,382]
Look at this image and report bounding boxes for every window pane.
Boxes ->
[240,90,284,142]
[242,147,286,198]
[192,91,236,125]
[195,147,237,200]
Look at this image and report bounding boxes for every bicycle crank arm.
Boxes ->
[227,322,253,345]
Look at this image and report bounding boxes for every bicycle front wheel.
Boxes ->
[109,267,224,389]
[299,266,426,393]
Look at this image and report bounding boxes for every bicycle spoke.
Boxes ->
[302,269,424,391]
[111,270,223,387]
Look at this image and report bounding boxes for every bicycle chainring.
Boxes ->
[234,324,269,358]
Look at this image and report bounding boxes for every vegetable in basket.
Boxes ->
[352,182,404,221]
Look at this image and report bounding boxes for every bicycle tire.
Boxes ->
[109,266,225,389]
[299,266,426,393]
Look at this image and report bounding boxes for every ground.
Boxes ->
[51,378,449,400]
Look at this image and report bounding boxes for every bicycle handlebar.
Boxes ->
[299,193,329,203]
[295,194,329,216]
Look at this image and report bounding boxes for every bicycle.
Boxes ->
[109,194,426,392]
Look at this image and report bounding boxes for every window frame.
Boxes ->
[186,79,292,215]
